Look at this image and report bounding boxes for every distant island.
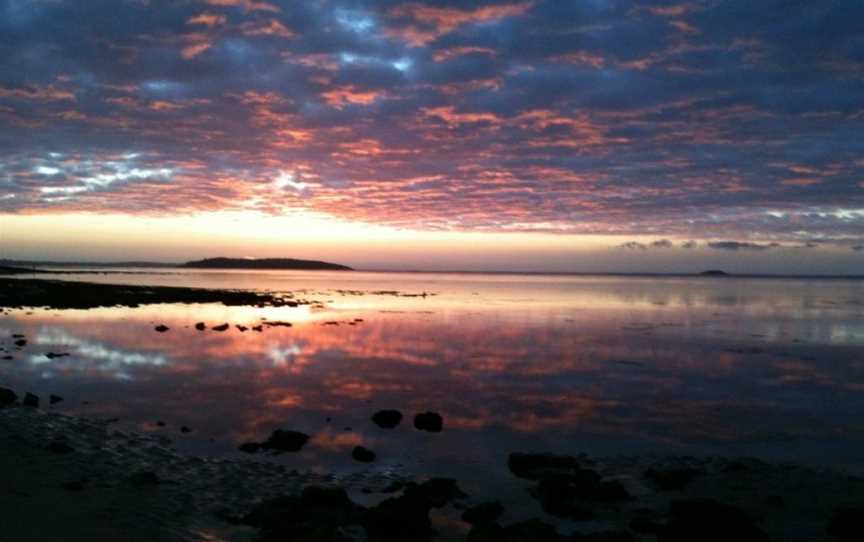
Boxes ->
[183,257,353,271]
[699,270,730,276]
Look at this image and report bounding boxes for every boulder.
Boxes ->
[0,387,17,406]
[23,392,39,408]
[154,324,169,332]
[461,501,504,525]
[194,322,206,330]
[413,411,443,432]
[352,446,376,463]
[212,323,230,331]
[372,409,403,429]
[262,429,310,452]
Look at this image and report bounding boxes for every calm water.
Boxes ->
[2,270,864,496]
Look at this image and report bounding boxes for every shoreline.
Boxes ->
[0,277,309,310]
[1,398,862,541]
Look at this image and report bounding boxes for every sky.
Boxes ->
[1,0,863,273]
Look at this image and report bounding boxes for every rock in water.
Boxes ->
[0,387,17,407]
[372,409,403,429]
[49,394,63,404]
[23,392,39,408]
[212,323,230,332]
[352,446,376,463]
[154,324,169,332]
[414,411,443,432]
[194,322,206,330]
[262,429,310,452]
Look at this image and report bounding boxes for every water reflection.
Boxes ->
[2,274,864,486]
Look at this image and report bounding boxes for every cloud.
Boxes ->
[0,0,862,245]
[650,239,674,248]
[619,241,647,250]
[707,241,781,251]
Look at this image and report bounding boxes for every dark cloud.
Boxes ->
[707,241,781,251]
[0,0,862,245]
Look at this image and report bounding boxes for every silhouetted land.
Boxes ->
[183,257,352,271]
[0,278,300,310]
[700,270,730,276]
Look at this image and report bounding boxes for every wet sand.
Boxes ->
[2,394,863,541]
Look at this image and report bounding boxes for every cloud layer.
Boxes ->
[1,0,863,248]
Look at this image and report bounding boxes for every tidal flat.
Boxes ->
[1,270,863,541]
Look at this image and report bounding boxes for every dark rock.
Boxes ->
[405,478,466,508]
[508,452,582,480]
[236,325,248,332]
[14,339,26,347]
[461,501,504,525]
[244,486,363,541]
[128,471,159,487]
[238,442,261,453]
[49,394,63,404]
[45,352,70,359]
[645,468,703,490]
[212,323,230,331]
[156,420,166,427]
[505,518,564,542]
[23,392,39,408]
[264,321,293,327]
[194,322,206,330]
[660,498,768,542]
[531,477,595,520]
[262,429,310,452]
[362,493,432,541]
[372,409,403,429]
[180,426,192,433]
[0,387,17,406]
[827,507,864,542]
[530,469,630,520]
[1,355,12,360]
[46,441,74,454]
[467,523,508,542]
[413,411,443,432]
[252,325,263,332]
[352,446,376,463]
[154,324,169,332]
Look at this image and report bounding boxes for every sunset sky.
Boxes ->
[1,0,863,273]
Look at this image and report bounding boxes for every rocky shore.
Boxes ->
[0,278,309,310]
[1,394,862,542]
